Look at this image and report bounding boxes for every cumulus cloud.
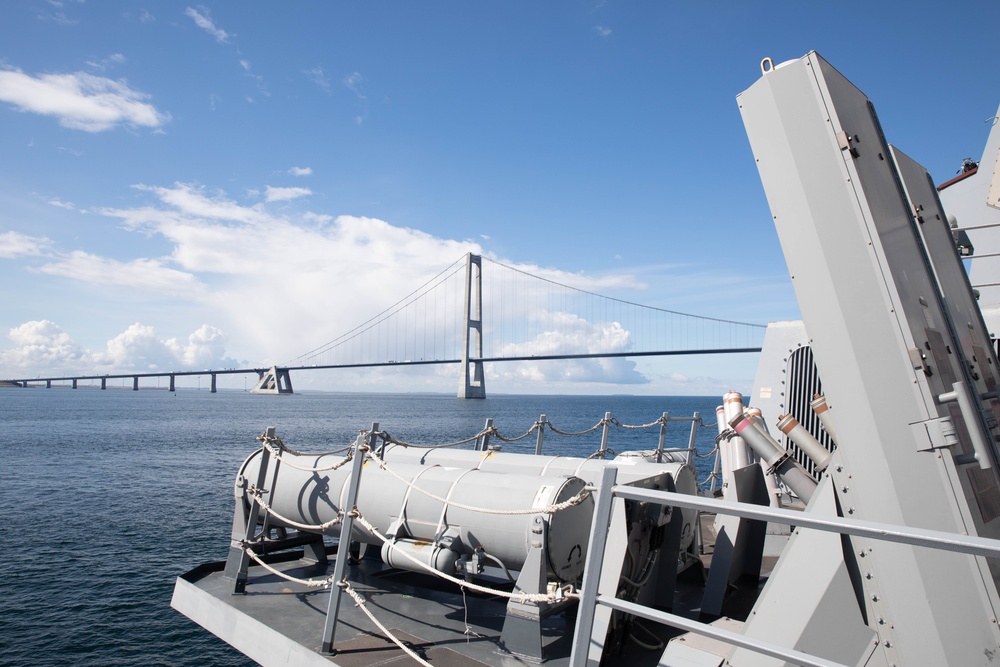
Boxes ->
[264,186,312,202]
[3,320,86,370]
[303,211,332,225]
[10,180,651,387]
[0,68,169,132]
[184,6,230,43]
[492,312,648,384]
[0,320,239,375]
[289,166,312,176]
[0,231,52,258]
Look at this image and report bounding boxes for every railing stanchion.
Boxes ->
[569,465,618,666]
[477,418,493,451]
[656,412,669,463]
[322,422,377,654]
[534,414,547,455]
[599,412,611,458]
[686,411,700,466]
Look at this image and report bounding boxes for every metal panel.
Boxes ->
[738,51,1000,665]
[785,346,832,478]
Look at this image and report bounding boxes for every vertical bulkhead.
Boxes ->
[736,52,1000,665]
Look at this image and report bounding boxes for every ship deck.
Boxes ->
[171,514,788,666]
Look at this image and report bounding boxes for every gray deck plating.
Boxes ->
[172,552,574,667]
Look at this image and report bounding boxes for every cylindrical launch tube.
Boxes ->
[777,414,832,472]
[716,405,735,493]
[748,406,784,507]
[730,412,817,503]
[810,394,839,446]
[723,391,751,469]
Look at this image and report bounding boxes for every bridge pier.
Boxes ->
[211,373,217,393]
[133,376,139,391]
[72,379,77,389]
[101,378,107,390]
[458,253,487,399]
[251,367,293,394]
[46,380,51,389]
[169,375,175,392]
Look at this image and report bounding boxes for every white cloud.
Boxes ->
[86,53,127,71]
[0,320,239,374]
[0,68,170,132]
[303,211,332,225]
[595,25,612,38]
[127,182,268,224]
[35,251,204,294]
[48,198,75,210]
[264,186,312,202]
[492,313,648,384]
[344,72,366,99]
[304,66,330,93]
[184,6,230,43]
[2,320,87,370]
[0,231,51,258]
[289,166,313,177]
[10,181,655,387]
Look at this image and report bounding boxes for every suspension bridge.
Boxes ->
[1,254,766,398]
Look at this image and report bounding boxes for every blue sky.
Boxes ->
[1,1,998,395]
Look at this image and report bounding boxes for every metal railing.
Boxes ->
[569,466,1000,667]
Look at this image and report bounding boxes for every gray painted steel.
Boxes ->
[737,50,1000,666]
[237,446,595,580]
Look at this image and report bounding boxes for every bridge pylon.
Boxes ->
[458,253,486,399]
[251,367,294,394]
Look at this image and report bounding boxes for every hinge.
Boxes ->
[837,130,860,158]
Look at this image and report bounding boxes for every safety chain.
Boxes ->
[490,423,539,443]
[341,580,434,667]
[257,412,703,453]
[377,429,484,450]
[584,448,618,461]
[610,416,665,430]
[257,431,354,458]
[354,513,569,604]
[546,417,606,436]
[694,444,719,459]
[241,542,335,588]
[364,447,592,515]
[259,441,357,473]
[247,485,343,532]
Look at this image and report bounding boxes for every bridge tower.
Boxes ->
[458,253,486,399]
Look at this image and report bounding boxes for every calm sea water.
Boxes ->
[0,388,721,667]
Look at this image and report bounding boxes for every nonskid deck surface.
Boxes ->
[172,515,786,667]
[174,551,580,667]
